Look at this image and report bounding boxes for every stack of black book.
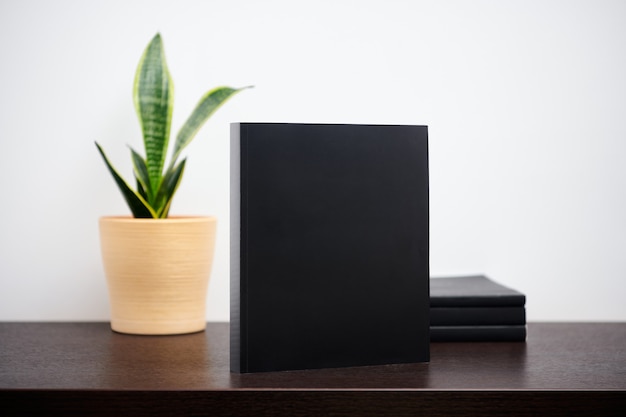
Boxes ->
[430,275,527,342]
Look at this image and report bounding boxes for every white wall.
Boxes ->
[1,0,624,322]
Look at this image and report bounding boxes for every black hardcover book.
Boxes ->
[231,123,430,373]
[430,307,526,326]
[430,325,527,342]
[430,275,525,307]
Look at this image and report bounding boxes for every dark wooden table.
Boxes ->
[1,322,624,416]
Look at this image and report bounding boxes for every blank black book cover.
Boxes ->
[231,123,430,373]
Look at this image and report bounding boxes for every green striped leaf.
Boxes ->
[133,33,174,194]
[171,85,252,164]
[136,178,148,201]
[95,142,157,218]
[97,33,250,218]
[155,159,187,218]
[129,147,153,203]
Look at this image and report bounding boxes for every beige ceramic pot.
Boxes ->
[99,216,216,335]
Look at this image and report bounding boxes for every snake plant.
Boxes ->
[96,33,249,218]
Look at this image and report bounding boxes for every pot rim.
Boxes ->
[99,215,216,223]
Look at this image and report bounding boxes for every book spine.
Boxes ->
[430,325,527,342]
[430,307,526,326]
[230,123,246,373]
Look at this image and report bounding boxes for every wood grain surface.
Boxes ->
[1,322,624,416]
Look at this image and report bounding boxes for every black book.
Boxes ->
[430,306,526,326]
[231,123,430,373]
[430,325,527,342]
[430,275,525,307]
